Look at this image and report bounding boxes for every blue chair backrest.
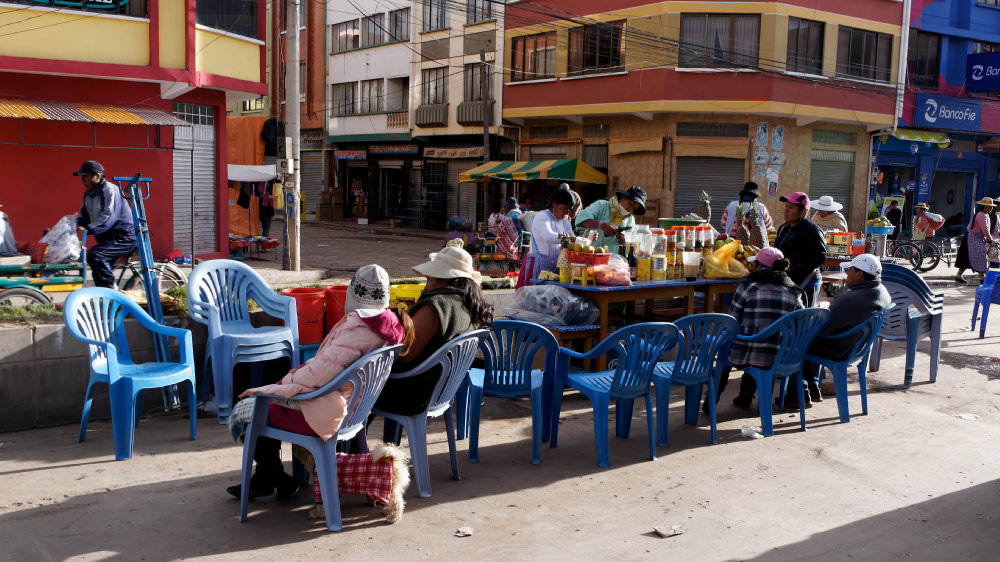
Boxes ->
[882,264,943,307]
[64,288,149,367]
[881,283,936,339]
[983,271,1000,303]
[424,330,491,414]
[671,314,739,380]
[771,308,831,376]
[187,260,275,327]
[609,323,679,395]
[840,307,892,366]
[481,320,559,394]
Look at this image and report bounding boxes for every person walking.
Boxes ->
[954,197,996,284]
[74,161,136,289]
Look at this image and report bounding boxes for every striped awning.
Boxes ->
[892,128,951,146]
[0,99,189,126]
[458,158,608,184]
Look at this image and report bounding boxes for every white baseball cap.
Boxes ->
[847,254,881,276]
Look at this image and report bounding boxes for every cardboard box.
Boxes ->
[317,203,333,222]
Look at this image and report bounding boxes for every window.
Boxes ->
[908,30,940,88]
[676,122,749,137]
[787,17,824,75]
[173,102,215,126]
[978,0,1000,6]
[463,63,492,101]
[529,125,568,139]
[973,41,1000,54]
[422,67,448,104]
[568,22,624,76]
[196,0,257,39]
[389,8,410,41]
[510,32,556,81]
[332,82,357,115]
[423,0,447,32]
[812,129,857,145]
[362,14,384,47]
[332,20,359,52]
[7,0,148,16]
[467,0,492,24]
[386,77,410,111]
[299,1,306,28]
[241,98,264,113]
[299,61,306,101]
[360,79,383,113]
[680,14,759,68]
[583,124,610,138]
[836,26,892,82]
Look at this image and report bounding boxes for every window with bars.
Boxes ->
[463,63,492,101]
[568,22,625,76]
[583,145,609,170]
[360,79,383,113]
[510,32,557,81]
[423,0,447,32]
[362,14,384,47]
[240,98,264,113]
[530,126,568,139]
[332,83,357,115]
[467,0,492,24]
[908,30,940,89]
[389,8,409,41]
[332,20,359,52]
[529,145,567,159]
[787,17,824,75]
[680,14,760,68]
[173,102,215,125]
[196,0,256,39]
[583,124,610,138]
[676,122,749,137]
[812,129,857,145]
[422,67,448,104]
[836,26,892,82]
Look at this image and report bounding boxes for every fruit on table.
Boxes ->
[865,217,893,227]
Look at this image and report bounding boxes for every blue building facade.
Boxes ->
[872,0,1000,232]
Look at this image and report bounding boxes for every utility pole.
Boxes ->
[480,50,490,164]
[283,0,301,271]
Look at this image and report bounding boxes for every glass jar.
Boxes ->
[651,231,667,281]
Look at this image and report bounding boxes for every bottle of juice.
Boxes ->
[634,224,652,281]
[650,230,667,281]
[663,229,677,279]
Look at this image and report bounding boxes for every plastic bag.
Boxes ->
[703,240,748,279]
[504,285,599,326]
[39,214,82,264]
[593,254,631,286]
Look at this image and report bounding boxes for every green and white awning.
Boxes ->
[458,158,607,184]
[892,128,951,146]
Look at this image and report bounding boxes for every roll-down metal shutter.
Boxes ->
[448,161,480,222]
[809,150,854,223]
[173,125,217,254]
[299,150,325,213]
[674,157,746,231]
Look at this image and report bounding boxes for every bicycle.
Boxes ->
[114,255,187,293]
[908,235,962,272]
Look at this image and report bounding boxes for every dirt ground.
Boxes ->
[2,226,999,560]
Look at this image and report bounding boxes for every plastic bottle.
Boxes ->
[650,230,667,281]
[634,224,653,281]
[663,229,677,280]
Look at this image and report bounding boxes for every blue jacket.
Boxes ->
[78,179,134,236]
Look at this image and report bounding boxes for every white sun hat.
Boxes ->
[812,195,843,212]
[412,246,482,284]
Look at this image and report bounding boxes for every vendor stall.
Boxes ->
[227,164,280,258]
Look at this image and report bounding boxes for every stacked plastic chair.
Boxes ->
[188,260,299,423]
[869,263,943,386]
[971,271,1000,339]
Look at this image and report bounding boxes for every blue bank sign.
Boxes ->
[966,51,1000,93]
[914,93,982,132]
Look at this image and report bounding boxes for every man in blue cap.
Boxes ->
[74,161,136,288]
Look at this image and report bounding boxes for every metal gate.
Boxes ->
[448,161,480,223]
[173,125,217,254]
[674,157,746,231]
[809,150,854,223]
[299,149,325,213]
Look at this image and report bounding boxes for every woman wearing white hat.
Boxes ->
[810,195,849,232]
[373,246,494,441]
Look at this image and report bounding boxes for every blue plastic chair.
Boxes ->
[972,270,1000,339]
[869,265,943,386]
[65,287,197,461]
[550,323,679,468]
[653,314,739,446]
[804,308,891,423]
[465,320,559,465]
[371,330,489,497]
[188,260,299,424]
[722,308,830,437]
[238,344,402,532]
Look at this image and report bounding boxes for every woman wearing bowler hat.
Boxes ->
[575,185,647,254]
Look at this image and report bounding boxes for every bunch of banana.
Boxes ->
[733,243,761,268]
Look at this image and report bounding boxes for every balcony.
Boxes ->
[456,100,495,126]
[415,103,448,127]
[386,111,408,129]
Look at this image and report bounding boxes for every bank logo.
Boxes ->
[972,65,984,81]
[924,98,939,123]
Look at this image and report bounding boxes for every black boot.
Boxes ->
[732,373,756,409]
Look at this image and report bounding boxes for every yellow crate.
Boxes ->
[390,284,425,309]
[41,283,82,293]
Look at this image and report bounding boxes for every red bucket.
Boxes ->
[325,285,349,334]
[280,288,326,345]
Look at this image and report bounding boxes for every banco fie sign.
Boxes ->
[914,93,982,132]
[966,51,1000,93]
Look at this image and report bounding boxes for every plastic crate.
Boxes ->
[865,225,895,235]
[566,250,611,266]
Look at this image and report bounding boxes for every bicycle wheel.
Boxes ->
[0,286,54,306]
[156,262,187,291]
[915,242,940,272]
[890,242,923,270]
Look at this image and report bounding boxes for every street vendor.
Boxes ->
[502,197,522,220]
[516,189,574,288]
[575,185,646,254]
[721,182,773,241]
[810,195,849,232]
[911,202,944,241]
[73,161,136,289]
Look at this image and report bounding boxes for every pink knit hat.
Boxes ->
[747,247,785,268]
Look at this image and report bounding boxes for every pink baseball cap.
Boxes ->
[747,247,785,268]
[780,192,811,211]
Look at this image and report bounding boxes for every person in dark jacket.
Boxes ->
[796,254,892,405]
[74,161,136,289]
[774,192,827,306]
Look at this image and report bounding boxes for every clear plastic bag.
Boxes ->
[504,285,599,326]
[39,214,82,264]
[593,254,631,286]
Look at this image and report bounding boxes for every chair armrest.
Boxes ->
[734,318,786,344]
[295,344,403,400]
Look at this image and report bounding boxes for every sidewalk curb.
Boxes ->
[286,218,444,241]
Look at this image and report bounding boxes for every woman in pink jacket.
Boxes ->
[227,264,414,499]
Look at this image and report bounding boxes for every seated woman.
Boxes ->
[227,264,414,500]
[373,246,494,441]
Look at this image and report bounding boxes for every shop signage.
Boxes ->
[425,146,484,159]
[335,150,367,160]
[23,0,125,8]
[979,140,1000,152]
[368,144,419,154]
[966,51,1000,93]
[914,93,981,132]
